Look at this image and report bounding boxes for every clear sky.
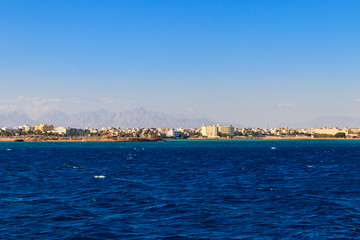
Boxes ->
[1,0,360,127]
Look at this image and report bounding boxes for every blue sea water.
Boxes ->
[1,139,360,239]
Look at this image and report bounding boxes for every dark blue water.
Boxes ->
[1,139,360,239]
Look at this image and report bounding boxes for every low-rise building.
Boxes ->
[33,124,54,133]
[19,125,33,132]
[52,127,89,136]
[1,127,18,133]
[311,126,349,136]
[167,129,180,138]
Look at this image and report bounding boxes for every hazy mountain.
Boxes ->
[3,109,358,129]
[296,116,360,129]
[0,111,35,127]
[34,108,226,128]
[35,110,71,126]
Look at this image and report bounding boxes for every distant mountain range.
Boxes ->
[295,116,360,129]
[0,108,234,129]
[0,111,35,128]
[1,109,358,129]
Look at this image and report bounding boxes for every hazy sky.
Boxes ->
[1,0,360,126]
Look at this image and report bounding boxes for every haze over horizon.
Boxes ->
[1,1,360,128]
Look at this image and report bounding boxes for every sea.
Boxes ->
[1,139,360,239]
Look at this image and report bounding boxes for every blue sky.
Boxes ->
[1,0,360,126]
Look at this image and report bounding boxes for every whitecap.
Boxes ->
[94,175,106,179]
[271,147,276,150]
[6,149,12,151]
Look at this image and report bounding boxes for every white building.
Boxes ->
[201,124,218,137]
[19,125,33,132]
[167,129,180,138]
[1,127,18,133]
[53,127,89,136]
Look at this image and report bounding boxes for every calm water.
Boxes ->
[1,139,360,239]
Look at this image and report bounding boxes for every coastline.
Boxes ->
[188,136,353,140]
[0,137,165,142]
[0,136,355,142]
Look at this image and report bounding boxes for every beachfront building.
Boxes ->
[33,124,54,133]
[52,127,89,136]
[201,124,235,137]
[18,125,33,132]
[201,124,218,138]
[53,127,68,135]
[311,126,349,136]
[167,129,180,138]
[217,125,235,137]
[1,127,18,133]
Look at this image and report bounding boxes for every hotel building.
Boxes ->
[201,124,234,137]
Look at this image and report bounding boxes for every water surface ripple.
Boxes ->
[1,140,360,239]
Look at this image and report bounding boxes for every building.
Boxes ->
[33,124,54,133]
[53,127,89,136]
[19,125,33,132]
[201,124,218,138]
[201,124,234,137]
[167,129,180,138]
[1,127,18,133]
[311,126,349,136]
[217,125,235,137]
[52,127,71,135]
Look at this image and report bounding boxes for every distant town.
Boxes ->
[0,123,357,142]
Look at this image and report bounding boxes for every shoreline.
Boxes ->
[187,136,354,140]
[0,137,356,142]
[0,137,165,143]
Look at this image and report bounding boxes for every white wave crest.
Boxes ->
[94,175,106,179]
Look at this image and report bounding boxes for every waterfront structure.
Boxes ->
[1,127,18,133]
[311,126,349,136]
[33,124,54,133]
[52,127,89,136]
[167,129,180,138]
[201,124,218,138]
[1,122,359,139]
[217,125,235,137]
[201,124,234,137]
[18,125,33,132]
[53,127,68,135]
